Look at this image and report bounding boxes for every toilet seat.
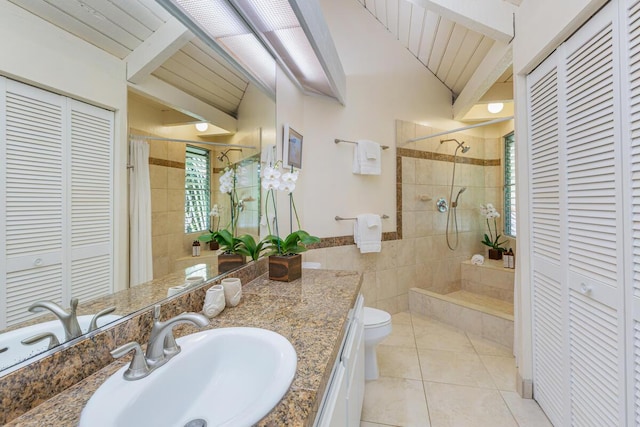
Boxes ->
[364,307,391,328]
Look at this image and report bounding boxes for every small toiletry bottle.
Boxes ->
[196,240,201,256]
[503,250,510,268]
[192,240,199,257]
[508,249,515,269]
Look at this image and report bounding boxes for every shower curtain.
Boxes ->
[129,139,153,286]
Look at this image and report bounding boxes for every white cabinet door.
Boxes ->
[622,1,640,423]
[0,78,66,327]
[0,78,114,329]
[563,5,626,425]
[527,2,627,425]
[527,50,568,427]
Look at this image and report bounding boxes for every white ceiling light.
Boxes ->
[195,122,209,132]
[487,102,504,114]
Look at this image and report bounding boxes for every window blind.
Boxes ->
[185,145,210,233]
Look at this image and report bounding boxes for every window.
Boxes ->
[504,132,516,237]
[185,146,210,233]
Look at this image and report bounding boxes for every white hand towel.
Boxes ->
[352,140,382,175]
[203,285,225,318]
[354,214,382,253]
[471,254,485,265]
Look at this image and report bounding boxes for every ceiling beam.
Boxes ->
[128,76,237,133]
[125,17,193,84]
[479,82,513,102]
[288,0,347,104]
[407,0,516,43]
[452,41,512,120]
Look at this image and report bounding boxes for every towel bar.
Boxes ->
[334,139,390,150]
[335,214,390,221]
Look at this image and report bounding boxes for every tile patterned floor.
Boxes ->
[360,312,552,427]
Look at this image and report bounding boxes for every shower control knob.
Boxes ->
[436,198,448,213]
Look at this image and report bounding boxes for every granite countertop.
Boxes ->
[5,268,362,427]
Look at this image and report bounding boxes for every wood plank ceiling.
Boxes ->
[7,0,249,117]
[357,0,498,100]
[7,0,514,116]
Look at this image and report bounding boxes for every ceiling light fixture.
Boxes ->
[195,122,209,132]
[487,102,504,114]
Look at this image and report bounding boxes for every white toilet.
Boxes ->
[363,307,392,380]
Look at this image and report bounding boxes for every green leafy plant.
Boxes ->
[261,230,320,256]
[235,234,267,260]
[204,229,241,254]
[480,203,507,251]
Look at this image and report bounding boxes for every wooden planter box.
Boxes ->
[218,253,246,274]
[269,254,302,282]
[488,248,503,260]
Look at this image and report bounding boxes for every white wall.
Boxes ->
[0,0,128,291]
[514,0,607,74]
[275,0,453,238]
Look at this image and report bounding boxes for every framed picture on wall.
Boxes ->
[283,124,303,169]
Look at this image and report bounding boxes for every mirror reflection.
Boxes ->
[0,0,276,374]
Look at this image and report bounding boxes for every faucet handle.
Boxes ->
[21,332,61,349]
[88,306,117,332]
[111,342,150,381]
[163,333,181,358]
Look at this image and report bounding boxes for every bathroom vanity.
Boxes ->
[4,265,363,426]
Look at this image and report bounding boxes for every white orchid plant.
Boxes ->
[480,203,507,251]
[261,162,319,256]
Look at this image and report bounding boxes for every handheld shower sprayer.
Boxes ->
[439,138,471,250]
[452,187,467,208]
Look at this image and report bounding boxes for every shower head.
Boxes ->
[217,148,242,162]
[440,138,471,154]
[454,187,467,203]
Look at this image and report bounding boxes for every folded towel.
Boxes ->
[352,140,381,175]
[354,214,382,253]
[471,254,485,265]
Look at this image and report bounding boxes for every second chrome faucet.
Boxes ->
[111,305,209,380]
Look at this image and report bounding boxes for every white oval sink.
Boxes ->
[0,314,121,370]
[80,327,297,427]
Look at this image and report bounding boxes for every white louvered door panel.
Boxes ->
[624,0,640,424]
[564,4,625,425]
[68,100,113,302]
[1,78,66,327]
[527,51,568,427]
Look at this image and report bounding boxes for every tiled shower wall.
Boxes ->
[303,120,509,314]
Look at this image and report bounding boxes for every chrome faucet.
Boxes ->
[28,298,82,341]
[111,305,209,380]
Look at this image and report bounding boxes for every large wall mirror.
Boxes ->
[0,1,276,375]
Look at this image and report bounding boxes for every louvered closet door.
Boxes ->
[563,3,626,426]
[527,53,568,427]
[623,0,640,424]
[68,100,113,302]
[0,78,66,328]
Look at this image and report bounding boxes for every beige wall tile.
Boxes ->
[167,189,185,212]
[152,212,169,237]
[148,140,167,159]
[167,211,185,234]
[149,165,167,189]
[167,167,185,190]
[168,142,186,163]
[151,188,167,213]
[376,268,398,300]
[397,265,416,294]
[402,157,415,184]
[415,159,432,185]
